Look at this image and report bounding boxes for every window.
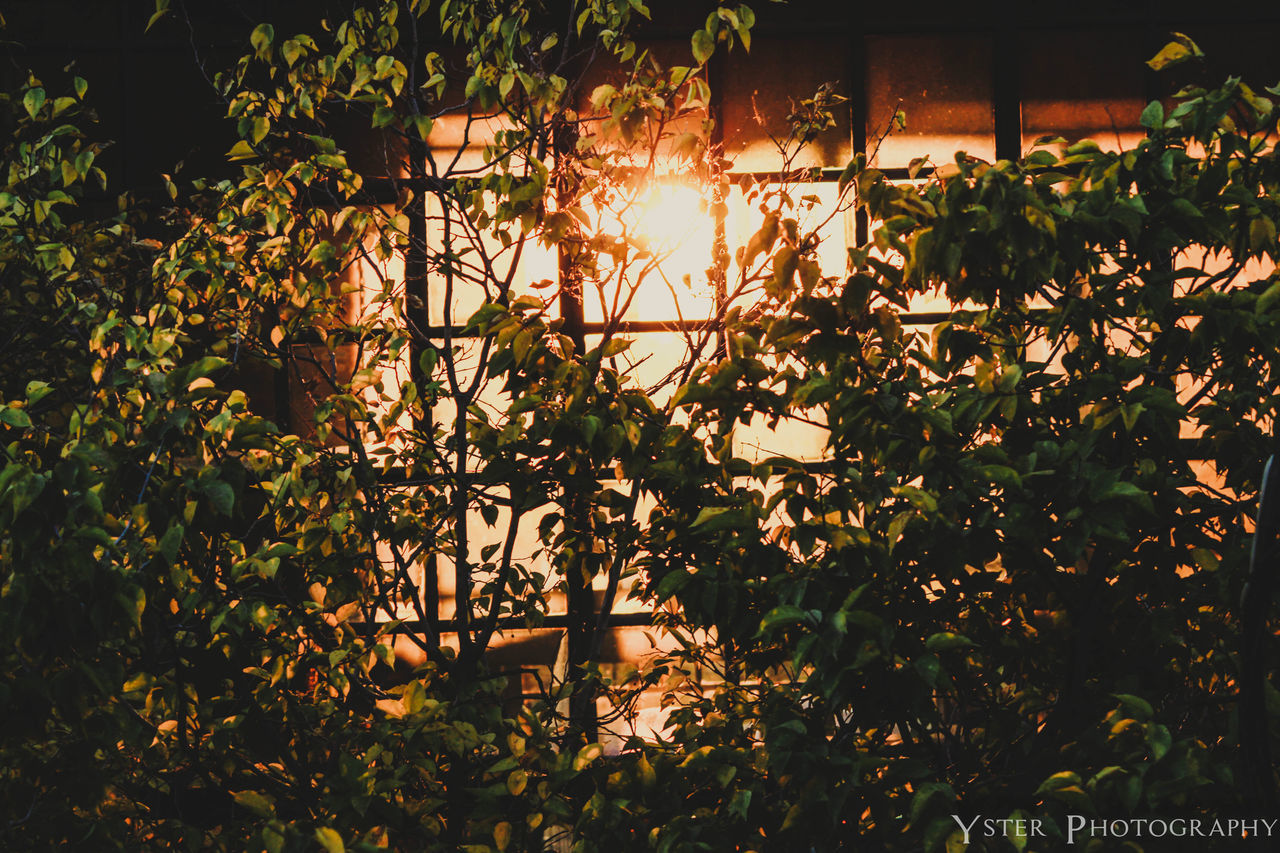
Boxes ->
[349,5,1266,745]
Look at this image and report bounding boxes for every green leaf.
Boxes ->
[233,790,275,817]
[1147,723,1172,760]
[262,824,285,853]
[600,337,630,358]
[914,654,940,687]
[408,114,434,139]
[691,28,714,64]
[908,781,955,824]
[837,156,866,195]
[1140,99,1164,130]
[728,788,752,819]
[767,245,798,299]
[0,407,32,429]
[23,87,45,119]
[1250,217,1277,253]
[1097,480,1152,511]
[1191,547,1219,572]
[973,465,1021,489]
[893,484,938,511]
[925,632,973,652]
[158,523,184,565]
[1113,693,1154,720]
[112,585,146,629]
[544,210,572,243]
[250,115,269,144]
[186,356,230,380]
[1256,279,1280,315]
[145,0,169,32]
[653,569,691,602]
[1006,809,1032,852]
[251,23,275,56]
[25,381,52,405]
[205,480,235,516]
[1036,770,1081,794]
[759,604,808,632]
[690,505,736,531]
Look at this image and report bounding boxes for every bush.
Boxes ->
[1,5,1276,850]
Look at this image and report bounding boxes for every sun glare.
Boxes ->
[630,182,712,254]
[604,180,716,322]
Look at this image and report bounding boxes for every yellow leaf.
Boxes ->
[227,140,257,161]
[637,753,656,791]
[314,827,344,853]
[494,821,512,851]
[574,742,603,770]
[1250,216,1276,253]
[233,790,274,817]
[1147,34,1203,71]
[251,23,275,56]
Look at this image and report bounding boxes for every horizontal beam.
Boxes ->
[355,610,656,635]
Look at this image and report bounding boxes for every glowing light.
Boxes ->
[630,182,712,255]
[592,179,716,323]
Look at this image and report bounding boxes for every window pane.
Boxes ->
[722,37,853,171]
[1021,29,1145,152]
[866,34,995,166]
[590,330,703,399]
[583,181,717,324]
[420,192,557,326]
[724,179,854,302]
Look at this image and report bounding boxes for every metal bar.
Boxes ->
[552,112,598,741]
[1240,453,1280,809]
[709,46,729,359]
[850,26,871,246]
[993,26,1023,162]
[404,129,440,649]
[357,167,929,206]
[357,610,656,635]
[421,311,974,339]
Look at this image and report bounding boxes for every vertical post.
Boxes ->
[992,26,1022,163]
[1241,455,1280,810]
[707,51,729,359]
[406,134,440,651]
[849,28,870,247]
[553,116,598,743]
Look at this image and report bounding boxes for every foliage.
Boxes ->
[1,3,1278,851]
[623,59,1280,852]
[0,0,735,848]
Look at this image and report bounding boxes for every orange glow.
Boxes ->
[629,182,713,256]
[586,178,717,323]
